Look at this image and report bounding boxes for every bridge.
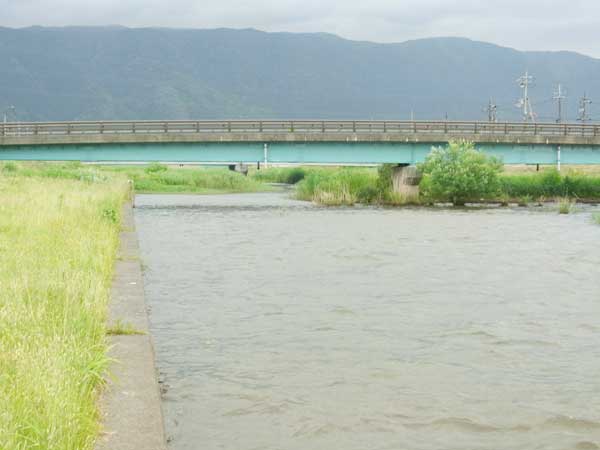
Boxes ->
[1,120,600,166]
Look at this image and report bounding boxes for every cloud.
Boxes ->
[1,0,599,57]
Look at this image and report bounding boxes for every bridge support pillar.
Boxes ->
[228,163,249,176]
[391,165,422,201]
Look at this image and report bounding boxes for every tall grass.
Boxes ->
[557,197,574,214]
[0,170,129,450]
[108,165,269,193]
[250,167,307,184]
[295,168,378,205]
[500,169,600,200]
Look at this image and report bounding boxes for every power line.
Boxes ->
[516,71,536,122]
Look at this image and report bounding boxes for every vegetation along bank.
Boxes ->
[0,164,129,449]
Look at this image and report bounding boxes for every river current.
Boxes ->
[135,192,600,450]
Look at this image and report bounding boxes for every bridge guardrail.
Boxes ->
[1,120,599,138]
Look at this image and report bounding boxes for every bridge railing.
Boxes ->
[1,120,599,138]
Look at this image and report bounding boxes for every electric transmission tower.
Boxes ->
[516,71,536,122]
[577,93,592,123]
[484,98,497,122]
[553,84,566,123]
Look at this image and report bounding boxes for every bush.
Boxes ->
[418,141,503,205]
[285,167,306,184]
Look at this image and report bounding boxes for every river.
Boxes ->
[135,192,600,450]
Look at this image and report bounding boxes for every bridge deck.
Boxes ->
[1,120,600,165]
[1,120,600,146]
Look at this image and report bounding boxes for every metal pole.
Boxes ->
[557,145,561,172]
[263,143,268,169]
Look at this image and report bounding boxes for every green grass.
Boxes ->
[499,169,600,201]
[0,169,129,450]
[106,319,145,336]
[250,167,307,184]
[294,168,378,206]
[593,213,600,225]
[106,165,270,194]
[0,162,273,194]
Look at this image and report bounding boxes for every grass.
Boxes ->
[105,164,270,194]
[558,197,575,214]
[106,319,145,336]
[294,168,378,206]
[499,169,600,201]
[257,165,600,207]
[250,166,307,184]
[517,195,533,207]
[0,167,129,450]
[1,162,273,194]
[593,213,600,224]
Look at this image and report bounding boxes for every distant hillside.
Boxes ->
[0,26,599,122]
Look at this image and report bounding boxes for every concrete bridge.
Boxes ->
[1,120,600,166]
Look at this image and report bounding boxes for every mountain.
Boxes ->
[0,26,599,122]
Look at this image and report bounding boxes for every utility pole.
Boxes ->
[553,84,566,123]
[484,98,497,122]
[577,93,592,123]
[516,71,536,122]
[3,105,15,124]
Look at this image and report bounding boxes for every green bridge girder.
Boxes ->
[1,141,600,165]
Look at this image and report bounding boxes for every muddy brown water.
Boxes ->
[135,192,600,450]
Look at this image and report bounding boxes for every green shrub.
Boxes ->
[417,141,503,205]
[285,167,306,184]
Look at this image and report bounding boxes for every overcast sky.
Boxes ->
[2,0,599,58]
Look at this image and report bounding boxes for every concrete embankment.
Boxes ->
[96,201,166,450]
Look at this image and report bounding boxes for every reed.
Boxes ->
[500,169,600,200]
[294,168,378,205]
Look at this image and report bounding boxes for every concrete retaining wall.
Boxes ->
[96,201,167,450]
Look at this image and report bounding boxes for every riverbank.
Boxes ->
[96,201,166,450]
[1,162,274,194]
[0,169,129,449]
[4,161,600,207]
[256,166,600,207]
